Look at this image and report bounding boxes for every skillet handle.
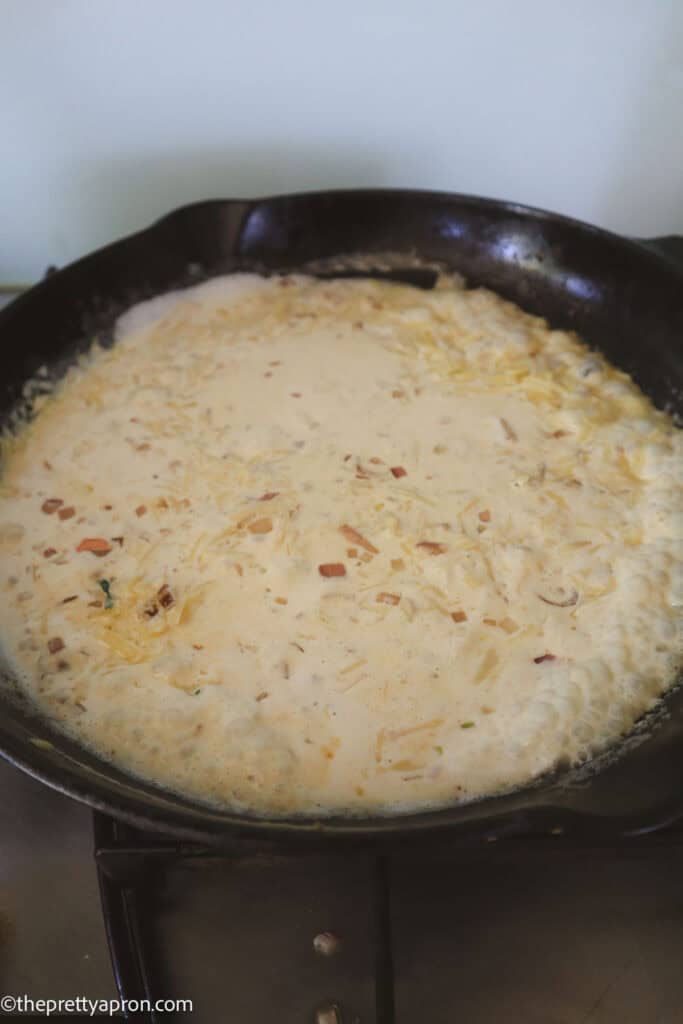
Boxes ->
[638,235,683,270]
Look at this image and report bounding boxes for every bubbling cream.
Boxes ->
[0,273,680,815]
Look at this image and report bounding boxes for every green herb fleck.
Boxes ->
[460,721,475,729]
[193,688,202,696]
[433,745,443,755]
[97,579,114,609]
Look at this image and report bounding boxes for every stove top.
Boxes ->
[3,755,683,1023]
[0,758,116,1006]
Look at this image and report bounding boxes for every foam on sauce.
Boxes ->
[0,273,681,815]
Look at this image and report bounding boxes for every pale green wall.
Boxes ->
[2,0,682,283]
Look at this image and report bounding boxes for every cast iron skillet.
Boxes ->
[1,189,682,848]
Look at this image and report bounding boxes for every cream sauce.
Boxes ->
[0,273,680,815]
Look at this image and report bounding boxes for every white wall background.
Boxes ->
[2,0,682,283]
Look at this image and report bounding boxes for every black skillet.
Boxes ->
[1,189,681,848]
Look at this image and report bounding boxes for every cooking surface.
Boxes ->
[0,758,115,1002]
[2,753,683,1022]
